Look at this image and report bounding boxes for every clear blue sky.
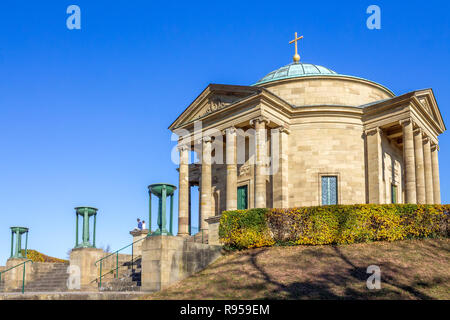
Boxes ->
[0,0,449,262]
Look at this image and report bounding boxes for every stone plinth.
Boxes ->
[141,236,222,292]
[69,247,103,290]
[205,216,221,246]
[3,258,34,291]
[129,229,149,257]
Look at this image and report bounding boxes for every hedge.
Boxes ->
[219,205,450,249]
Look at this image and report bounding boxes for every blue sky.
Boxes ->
[0,0,449,262]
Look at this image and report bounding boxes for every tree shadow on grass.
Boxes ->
[234,245,442,300]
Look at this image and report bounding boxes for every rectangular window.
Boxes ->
[321,176,338,205]
[391,184,398,204]
[237,185,248,210]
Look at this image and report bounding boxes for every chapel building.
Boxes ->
[169,35,446,234]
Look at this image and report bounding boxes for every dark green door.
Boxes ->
[237,185,248,210]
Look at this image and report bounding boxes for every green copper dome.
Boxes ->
[254,62,338,85]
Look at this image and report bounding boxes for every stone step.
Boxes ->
[21,263,71,292]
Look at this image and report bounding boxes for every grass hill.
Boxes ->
[142,238,449,300]
[20,250,68,264]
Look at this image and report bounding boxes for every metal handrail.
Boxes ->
[95,234,150,288]
[0,259,33,294]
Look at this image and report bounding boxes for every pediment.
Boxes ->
[169,84,261,130]
[414,89,446,132]
[192,93,243,121]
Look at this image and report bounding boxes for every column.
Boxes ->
[200,136,212,231]
[272,126,290,208]
[177,144,190,236]
[401,119,416,204]
[15,230,20,257]
[431,144,441,204]
[413,128,426,203]
[198,184,202,231]
[225,127,237,211]
[83,209,89,244]
[10,230,14,257]
[75,213,79,247]
[188,184,192,234]
[365,128,383,204]
[161,185,168,233]
[251,117,269,208]
[423,137,434,204]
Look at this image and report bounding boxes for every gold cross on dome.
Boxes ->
[289,32,304,63]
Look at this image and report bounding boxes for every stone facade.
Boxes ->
[169,71,446,237]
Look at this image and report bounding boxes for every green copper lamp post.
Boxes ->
[148,183,177,236]
[74,207,98,248]
[10,227,29,259]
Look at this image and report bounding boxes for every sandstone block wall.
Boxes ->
[261,77,393,107]
[287,122,366,206]
[141,236,222,292]
[69,248,104,290]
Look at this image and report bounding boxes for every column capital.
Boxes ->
[273,125,291,135]
[399,118,413,127]
[423,136,430,144]
[431,144,440,152]
[177,144,190,152]
[364,127,381,136]
[202,136,213,144]
[413,127,423,135]
[222,126,237,136]
[250,116,270,127]
[195,135,213,145]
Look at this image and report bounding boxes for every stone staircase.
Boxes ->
[0,263,70,293]
[99,258,141,292]
[24,263,70,292]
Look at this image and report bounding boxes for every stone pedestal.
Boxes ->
[205,216,221,246]
[69,247,103,290]
[3,258,34,292]
[129,229,149,257]
[141,236,222,292]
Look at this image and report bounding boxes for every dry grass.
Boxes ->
[142,238,450,300]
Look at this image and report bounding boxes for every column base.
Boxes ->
[74,242,95,249]
[151,229,172,236]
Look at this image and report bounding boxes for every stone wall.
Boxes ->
[69,248,104,290]
[2,258,34,291]
[287,121,366,206]
[261,77,393,107]
[141,236,222,292]
[205,216,221,245]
